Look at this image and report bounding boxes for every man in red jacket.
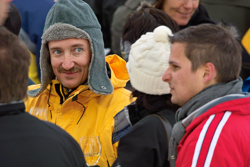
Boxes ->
[162,23,250,167]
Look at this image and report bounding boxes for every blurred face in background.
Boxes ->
[0,0,12,25]
[162,0,199,26]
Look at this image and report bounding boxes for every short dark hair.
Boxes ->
[3,3,21,35]
[0,27,30,103]
[169,23,242,83]
[122,4,179,44]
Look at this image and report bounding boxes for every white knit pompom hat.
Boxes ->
[126,25,172,95]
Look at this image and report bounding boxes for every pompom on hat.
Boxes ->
[126,25,172,95]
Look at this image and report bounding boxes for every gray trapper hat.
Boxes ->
[28,0,114,97]
[28,23,113,97]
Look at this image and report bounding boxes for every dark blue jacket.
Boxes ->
[12,0,54,79]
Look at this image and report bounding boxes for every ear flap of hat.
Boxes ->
[27,35,55,97]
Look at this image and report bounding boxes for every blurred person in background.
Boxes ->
[83,0,127,55]
[154,0,214,28]
[121,3,179,61]
[200,0,250,39]
[3,2,20,35]
[0,0,12,25]
[121,3,179,90]
[111,0,155,56]
[12,0,55,83]
[3,2,34,85]
[241,29,250,92]
[111,0,214,56]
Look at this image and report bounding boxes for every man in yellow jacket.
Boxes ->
[25,0,134,166]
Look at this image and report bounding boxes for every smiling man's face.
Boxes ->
[162,0,199,26]
[48,38,91,89]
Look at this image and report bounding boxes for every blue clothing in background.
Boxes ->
[12,0,54,79]
[28,78,35,86]
[242,76,250,92]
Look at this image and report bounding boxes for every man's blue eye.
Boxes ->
[75,48,82,52]
[53,50,61,54]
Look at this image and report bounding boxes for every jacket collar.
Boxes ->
[48,80,101,105]
[0,101,25,116]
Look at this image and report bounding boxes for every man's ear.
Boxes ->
[203,62,216,83]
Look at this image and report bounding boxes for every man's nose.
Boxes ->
[162,67,171,83]
[62,54,74,70]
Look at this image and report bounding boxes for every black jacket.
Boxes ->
[179,4,215,30]
[0,102,86,167]
[84,0,127,49]
[112,97,176,167]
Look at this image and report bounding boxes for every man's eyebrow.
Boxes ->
[169,60,178,65]
[49,44,86,50]
[72,44,86,48]
[49,47,61,51]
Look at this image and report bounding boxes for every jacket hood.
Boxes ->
[28,0,113,97]
[105,54,130,89]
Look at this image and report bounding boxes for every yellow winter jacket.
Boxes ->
[25,55,134,167]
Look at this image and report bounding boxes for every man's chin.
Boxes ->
[61,81,79,89]
[171,97,181,106]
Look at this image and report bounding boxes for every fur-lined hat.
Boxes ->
[28,0,113,97]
